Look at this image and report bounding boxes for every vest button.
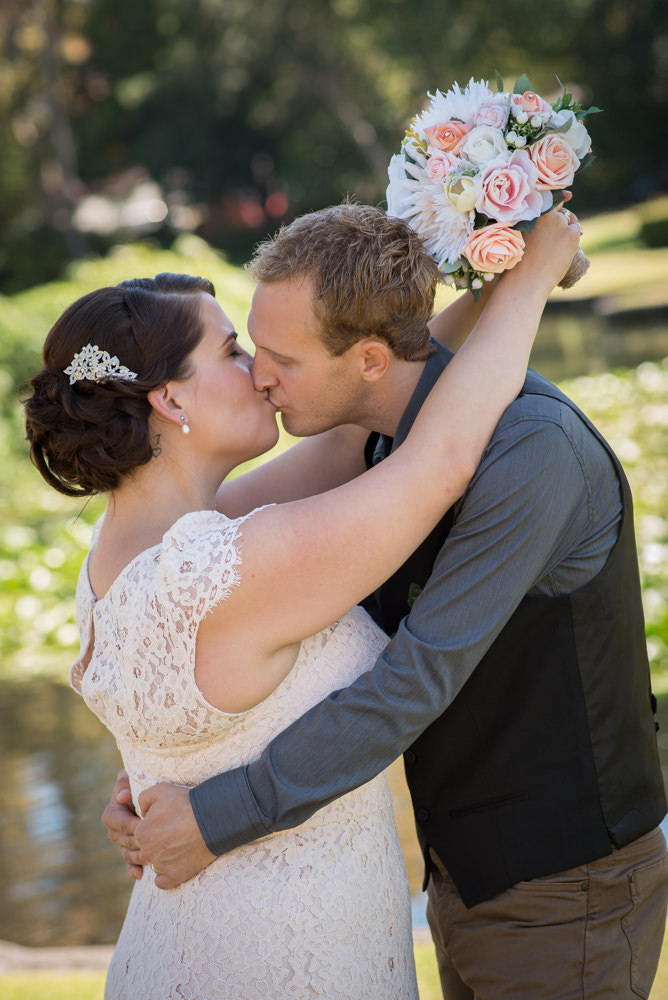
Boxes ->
[404,750,417,764]
[416,807,430,822]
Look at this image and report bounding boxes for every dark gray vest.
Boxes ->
[366,366,666,907]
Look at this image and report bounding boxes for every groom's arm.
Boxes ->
[115,409,595,885]
[190,413,593,855]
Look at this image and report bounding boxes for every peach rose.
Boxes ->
[477,150,544,224]
[510,91,552,117]
[462,223,525,274]
[529,134,580,190]
[424,121,473,154]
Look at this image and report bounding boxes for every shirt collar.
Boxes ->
[390,341,454,452]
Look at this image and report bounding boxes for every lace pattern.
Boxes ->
[71,509,418,999]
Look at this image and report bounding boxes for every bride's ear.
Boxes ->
[147,384,184,427]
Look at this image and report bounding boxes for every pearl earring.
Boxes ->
[180,415,190,435]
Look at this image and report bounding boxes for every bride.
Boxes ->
[24,206,579,998]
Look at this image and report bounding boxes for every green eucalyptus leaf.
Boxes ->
[550,120,575,134]
[513,73,533,94]
[441,260,462,274]
[578,152,597,171]
[495,70,505,93]
[514,218,539,232]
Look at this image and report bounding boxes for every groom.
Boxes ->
[104,203,668,998]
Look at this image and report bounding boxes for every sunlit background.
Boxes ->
[1,0,668,996]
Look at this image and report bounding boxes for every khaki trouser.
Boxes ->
[426,826,668,1000]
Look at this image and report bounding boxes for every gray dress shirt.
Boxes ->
[191,349,623,855]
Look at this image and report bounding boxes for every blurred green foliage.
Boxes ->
[1,0,667,291]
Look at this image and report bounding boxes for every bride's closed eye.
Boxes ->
[225,333,243,357]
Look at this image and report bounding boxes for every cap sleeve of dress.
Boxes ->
[156,507,268,626]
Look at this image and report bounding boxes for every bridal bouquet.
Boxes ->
[386,75,600,293]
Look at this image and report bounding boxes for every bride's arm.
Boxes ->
[213,209,580,657]
[427,278,499,352]
[215,424,369,517]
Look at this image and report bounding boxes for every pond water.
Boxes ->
[1,677,668,948]
[0,678,428,946]
[530,301,668,383]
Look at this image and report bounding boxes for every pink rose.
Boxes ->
[462,223,525,273]
[477,150,544,224]
[529,134,580,190]
[424,148,459,182]
[510,91,552,117]
[424,121,473,154]
[475,99,509,130]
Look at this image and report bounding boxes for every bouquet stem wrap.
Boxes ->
[559,247,590,289]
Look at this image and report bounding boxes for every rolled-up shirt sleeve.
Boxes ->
[191,403,605,855]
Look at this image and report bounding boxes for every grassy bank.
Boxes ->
[2,936,667,999]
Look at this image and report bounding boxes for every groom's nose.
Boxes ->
[251,354,277,392]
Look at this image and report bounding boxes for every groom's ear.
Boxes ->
[354,339,393,383]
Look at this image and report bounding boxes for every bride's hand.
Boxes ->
[101,770,143,881]
[135,783,217,890]
[508,202,582,295]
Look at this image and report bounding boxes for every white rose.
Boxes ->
[549,109,591,158]
[461,125,508,166]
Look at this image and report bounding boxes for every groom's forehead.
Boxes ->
[248,281,329,357]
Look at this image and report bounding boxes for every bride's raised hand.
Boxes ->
[510,203,582,294]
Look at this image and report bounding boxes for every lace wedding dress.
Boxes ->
[71,510,418,999]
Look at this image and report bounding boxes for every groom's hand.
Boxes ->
[136,783,217,890]
[101,770,143,880]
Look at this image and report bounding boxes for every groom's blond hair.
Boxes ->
[245,203,440,361]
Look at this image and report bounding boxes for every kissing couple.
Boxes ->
[26,203,668,998]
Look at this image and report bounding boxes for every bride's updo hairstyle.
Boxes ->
[24,272,215,498]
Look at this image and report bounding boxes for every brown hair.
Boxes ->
[245,203,440,360]
[24,273,214,497]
